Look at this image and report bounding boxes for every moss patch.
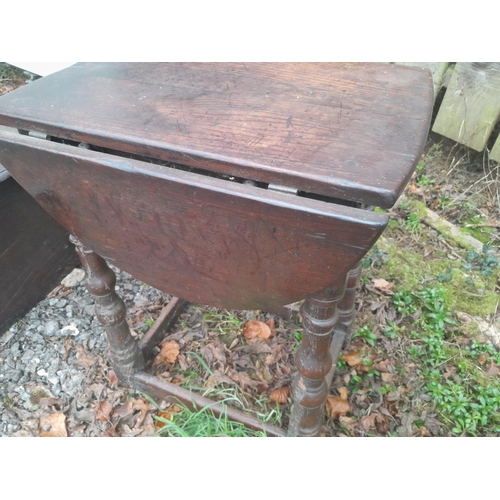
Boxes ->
[376,237,498,317]
[460,220,497,246]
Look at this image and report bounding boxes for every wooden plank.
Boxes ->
[432,62,500,152]
[396,62,450,99]
[0,177,79,334]
[490,133,500,162]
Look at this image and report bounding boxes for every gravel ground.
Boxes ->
[0,266,167,437]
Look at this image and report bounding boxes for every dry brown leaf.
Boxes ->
[119,424,143,437]
[375,413,390,433]
[485,363,500,376]
[339,416,356,430]
[155,406,183,430]
[103,422,120,437]
[326,396,351,418]
[177,353,188,371]
[137,413,156,437]
[269,386,290,404]
[200,342,226,367]
[417,426,431,437]
[113,400,134,418]
[381,372,394,383]
[372,278,394,293]
[342,351,364,368]
[265,345,284,365]
[338,386,349,400]
[478,354,488,365]
[96,401,113,421]
[242,320,271,340]
[229,373,261,390]
[75,344,96,368]
[265,318,276,337]
[153,340,180,366]
[108,370,118,386]
[360,413,378,431]
[375,359,392,373]
[406,183,423,195]
[39,413,67,437]
[131,398,150,429]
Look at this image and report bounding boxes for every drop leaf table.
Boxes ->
[0,63,433,436]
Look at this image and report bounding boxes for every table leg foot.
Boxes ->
[289,276,348,436]
[70,235,146,386]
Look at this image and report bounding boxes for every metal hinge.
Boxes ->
[267,183,298,195]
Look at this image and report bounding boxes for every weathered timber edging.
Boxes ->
[396,63,500,162]
[406,197,485,252]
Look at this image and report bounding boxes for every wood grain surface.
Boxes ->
[0,63,433,208]
[0,133,387,310]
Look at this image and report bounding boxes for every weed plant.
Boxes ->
[396,287,500,435]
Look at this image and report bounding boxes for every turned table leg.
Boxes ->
[70,235,145,385]
[336,262,362,345]
[289,276,348,437]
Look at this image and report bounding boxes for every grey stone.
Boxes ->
[10,370,23,383]
[44,320,60,336]
[21,349,35,363]
[61,268,85,287]
[60,324,79,336]
[9,342,20,356]
[83,304,95,316]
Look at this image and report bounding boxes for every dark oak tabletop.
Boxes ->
[0,63,433,207]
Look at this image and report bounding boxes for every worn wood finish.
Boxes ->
[325,331,347,388]
[432,62,500,152]
[289,276,347,436]
[396,63,450,100]
[0,175,79,334]
[71,236,146,385]
[0,133,388,310]
[336,262,363,345]
[0,63,433,208]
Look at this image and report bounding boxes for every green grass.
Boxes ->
[138,387,283,437]
[154,403,269,437]
[202,310,242,334]
[404,212,422,236]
